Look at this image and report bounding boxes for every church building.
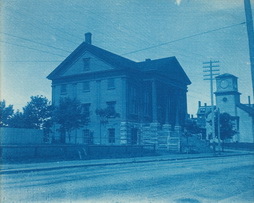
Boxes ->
[47,33,191,150]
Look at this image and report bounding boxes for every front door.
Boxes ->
[131,128,138,145]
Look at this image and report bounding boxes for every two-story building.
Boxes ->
[196,73,254,143]
[47,33,191,149]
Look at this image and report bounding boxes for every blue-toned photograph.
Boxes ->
[1,0,254,202]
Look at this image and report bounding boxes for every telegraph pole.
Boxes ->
[203,60,220,152]
[217,107,221,154]
[244,0,254,97]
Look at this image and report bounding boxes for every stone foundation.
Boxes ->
[121,121,182,152]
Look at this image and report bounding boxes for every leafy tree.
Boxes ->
[22,96,52,129]
[7,110,26,128]
[95,107,120,144]
[7,96,53,141]
[215,112,236,142]
[183,118,201,150]
[95,107,120,124]
[184,118,200,135]
[53,97,90,143]
[0,100,14,127]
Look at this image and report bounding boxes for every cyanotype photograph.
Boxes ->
[1,0,254,202]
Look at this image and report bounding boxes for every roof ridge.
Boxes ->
[137,56,176,64]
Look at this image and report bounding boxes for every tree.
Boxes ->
[0,100,14,127]
[53,97,90,143]
[95,107,120,144]
[6,96,53,141]
[22,95,52,129]
[184,118,200,135]
[183,118,201,151]
[7,110,26,128]
[215,112,237,151]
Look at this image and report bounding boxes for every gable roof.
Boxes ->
[137,57,191,84]
[237,103,254,116]
[47,41,191,85]
[197,105,215,116]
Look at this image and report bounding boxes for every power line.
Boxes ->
[1,61,62,63]
[0,32,71,53]
[0,40,66,58]
[122,22,246,55]
[4,9,78,46]
[76,4,152,46]
[10,7,81,41]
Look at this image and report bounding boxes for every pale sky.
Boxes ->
[1,0,253,115]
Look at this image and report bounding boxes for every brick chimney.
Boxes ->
[85,32,92,44]
[198,101,201,107]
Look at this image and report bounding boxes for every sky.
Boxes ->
[1,0,253,116]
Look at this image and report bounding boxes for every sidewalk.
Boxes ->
[1,149,253,174]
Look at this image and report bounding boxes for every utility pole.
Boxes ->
[244,0,254,97]
[217,107,221,154]
[203,60,220,152]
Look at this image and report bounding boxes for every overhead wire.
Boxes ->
[4,9,78,45]
[0,31,71,53]
[1,61,62,63]
[0,40,66,58]
[79,6,205,61]
[2,5,246,67]
[76,4,155,50]
[122,22,246,55]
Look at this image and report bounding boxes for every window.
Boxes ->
[83,58,90,71]
[83,81,90,92]
[72,84,77,98]
[108,128,115,144]
[61,84,67,94]
[144,91,150,116]
[130,86,138,114]
[82,103,90,117]
[106,101,116,116]
[131,128,138,145]
[107,78,115,89]
[83,129,93,144]
[200,108,205,113]
[222,97,228,102]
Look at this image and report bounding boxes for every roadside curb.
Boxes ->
[1,152,253,175]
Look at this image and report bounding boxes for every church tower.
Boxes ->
[215,73,241,116]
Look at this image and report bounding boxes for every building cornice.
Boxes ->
[214,91,241,96]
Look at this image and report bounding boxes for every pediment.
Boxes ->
[60,52,115,77]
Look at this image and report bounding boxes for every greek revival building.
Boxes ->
[47,33,191,150]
